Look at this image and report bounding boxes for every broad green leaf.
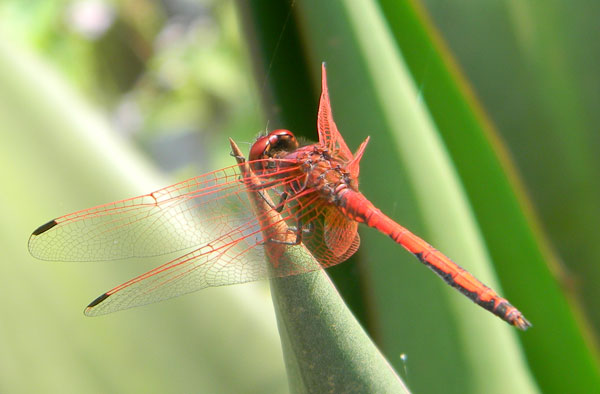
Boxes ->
[239,0,598,393]
[386,1,600,392]
[271,271,408,394]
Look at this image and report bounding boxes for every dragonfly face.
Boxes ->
[249,129,299,171]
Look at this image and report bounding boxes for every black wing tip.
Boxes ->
[31,219,58,236]
[85,292,110,314]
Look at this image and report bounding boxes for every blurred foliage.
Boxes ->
[423,0,600,338]
[2,0,600,393]
[1,0,262,173]
[0,1,284,393]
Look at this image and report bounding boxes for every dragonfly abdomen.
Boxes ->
[411,249,530,329]
[337,190,531,330]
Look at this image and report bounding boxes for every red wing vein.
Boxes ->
[85,187,331,315]
[29,162,303,262]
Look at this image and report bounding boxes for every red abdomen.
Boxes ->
[337,189,530,330]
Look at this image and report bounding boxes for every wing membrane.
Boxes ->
[317,63,353,163]
[29,160,300,262]
[323,206,359,258]
[85,186,329,315]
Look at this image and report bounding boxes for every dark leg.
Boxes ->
[257,189,288,212]
[267,218,314,246]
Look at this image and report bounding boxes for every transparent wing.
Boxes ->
[85,187,331,316]
[28,160,301,262]
[285,200,360,268]
[322,206,359,258]
[317,63,354,163]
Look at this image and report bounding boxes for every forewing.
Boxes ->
[317,63,354,163]
[29,161,300,262]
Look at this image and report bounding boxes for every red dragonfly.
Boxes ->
[29,64,530,330]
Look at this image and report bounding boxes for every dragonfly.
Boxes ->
[29,64,530,330]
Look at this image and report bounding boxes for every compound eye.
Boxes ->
[271,129,295,139]
[249,135,270,162]
[248,129,299,173]
[268,129,299,153]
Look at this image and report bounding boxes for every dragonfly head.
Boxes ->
[249,129,299,171]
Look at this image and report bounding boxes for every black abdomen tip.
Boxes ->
[32,219,58,236]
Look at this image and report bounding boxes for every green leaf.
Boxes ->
[271,271,408,393]
[240,0,600,393]
[380,1,600,392]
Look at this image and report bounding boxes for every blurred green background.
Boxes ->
[1,0,599,393]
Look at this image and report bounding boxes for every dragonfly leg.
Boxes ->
[267,218,313,246]
[256,189,289,213]
[229,150,246,163]
[298,165,316,192]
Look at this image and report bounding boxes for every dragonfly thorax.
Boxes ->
[249,129,357,205]
[294,145,359,205]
